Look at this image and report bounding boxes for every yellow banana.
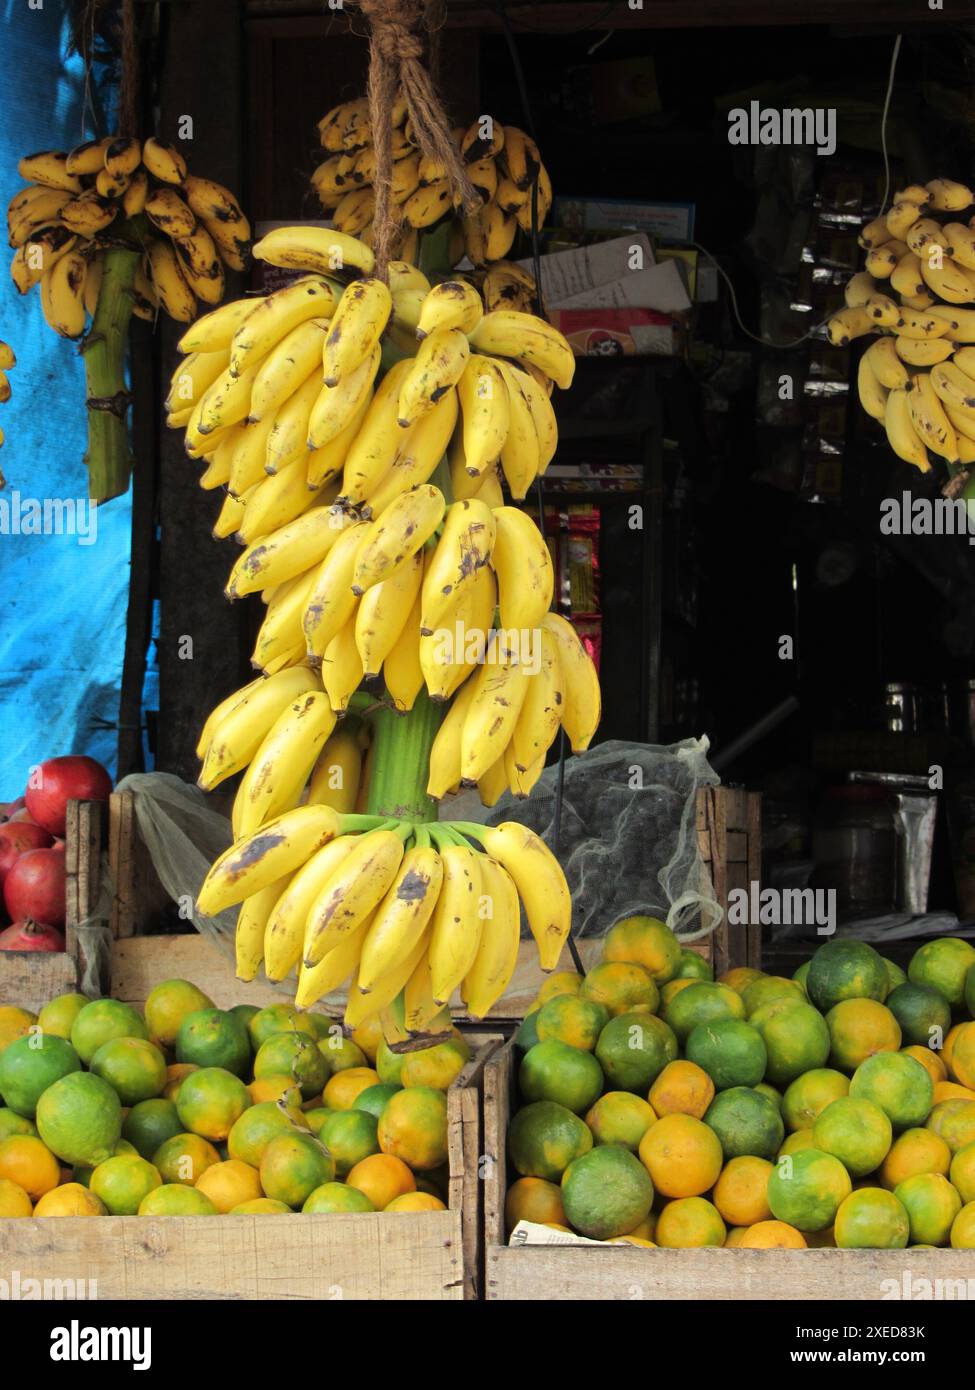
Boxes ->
[203,215,251,273]
[484,261,536,314]
[339,357,414,503]
[944,222,975,271]
[234,690,337,838]
[491,505,554,630]
[542,612,601,751]
[352,483,444,593]
[359,385,458,516]
[227,506,353,598]
[357,844,444,993]
[896,308,950,341]
[456,355,510,478]
[322,619,364,712]
[321,278,392,387]
[844,271,879,309]
[865,337,910,390]
[247,317,328,422]
[238,458,333,547]
[198,665,320,789]
[505,743,546,798]
[928,306,975,342]
[906,219,949,257]
[252,225,375,277]
[460,853,521,1016]
[264,835,357,981]
[343,928,429,1028]
[10,226,77,293]
[890,251,926,299]
[426,676,479,798]
[925,178,974,212]
[460,653,530,783]
[421,561,497,701]
[426,841,483,1005]
[230,278,336,377]
[65,138,111,175]
[122,169,149,217]
[265,369,324,474]
[252,568,322,674]
[196,357,265,437]
[354,547,424,678]
[307,728,363,813]
[894,337,954,367]
[495,361,540,497]
[384,582,424,711]
[145,187,196,239]
[402,179,453,230]
[470,311,575,390]
[166,349,229,414]
[930,361,975,418]
[308,343,380,447]
[951,347,975,378]
[396,327,471,428]
[146,239,196,322]
[946,403,975,443]
[921,254,975,304]
[885,200,922,241]
[183,174,249,232]
[197,804,341,917]
[512,626,562,770]
[235,875,290,982]
[416,280,484,340]
[177,295,266,354]
[308,391,372,489]
[857,354,888,422]
[304,828,406,964]
[39,250,87,338]
[421,498,496,634]
[825,307,876,347]
[906,374,959,464]
[303,520,371,659]
[864,243,903,280]
[295,908,372,1009]
[884,387,930,471]
[212,489,248,539]
[403,944,447,1034]
[332,187,375,235]
[142,136,187,184]
[478,821,570,972]
[477,755,509,807]
[863,293,900,328]
[227,414,276,496]
[17,150,82,192]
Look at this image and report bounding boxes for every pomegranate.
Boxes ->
[0,796,25,822]
[24,755,112,836]
[4,847,66,928]
[0,821,54,891]
[8,806,40,824]
[0,918,65,952]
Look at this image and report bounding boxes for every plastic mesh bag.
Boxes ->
[475,736,723,943]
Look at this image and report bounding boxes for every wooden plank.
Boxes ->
[107,792,170,940]
[0,953,79,1016]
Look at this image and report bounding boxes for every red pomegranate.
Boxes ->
[0,918,65,952]
[8,806,40,825]
[3,847,66,928]
[0,796,26,822]
[24,755,112,836]
[0,821,54,891]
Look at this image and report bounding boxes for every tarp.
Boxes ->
[0,5,130,798]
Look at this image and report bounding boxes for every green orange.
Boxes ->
[0,1032,81,1117]
[580,962,659,1017]
[90,1152,162,1215]
[766,1148,852,1232]
[35,1071,122,1166]
[950,1202,975,1248]
[894,1172,961,1246]
[782,1068,850,1131]
[152,1131,220,1185]
[663,982,745,1043]
[834,1187,909,1248]
[925,1099,975,1154]
[740,975,805,1018]
[260,1130,335,1208]
[509,1101,592,1181]
[137,1183,218,1216]
[676,949,712,980]
[0,1006,34,1054]
[316,1034,365,1074]
[253,1031,328,1099]
[685,1020,767,1091]
[704,1086,784,1161]
[885,983,951,1049]
[520,1040,603,1115]
[175,1008,251,1077]
[595,1011,677,1092]
[560,1144,654,1240]
[826,999,901,1073]
[246,1003,316,1051]
[950,1142,975,1203]
[70,998,148,1065]
[144,979,214,1048]
[302,1181,374,1213]
[535,994,610,1052]
[812,1096,892,1177]
[0,1109,37,1140]
[175,1066,251,1142]
[601,915,682,982]
[226,1101,295,1167]
[90,1036,167,1105]
[848,1051,933,1131]
[352,1083,401,1119]
[806,939,888,1012]
[585,1092,655,1151]
[121,1098,182,1160]
[36,993,89,1040]
[908,937,975,1009]
[400,1038,471,1090]
[534,972,583,1006]
[377,1085,448,1171]
[750,1001,830,1087]
[949,1021,975,1090]
[319,1109,380,1176]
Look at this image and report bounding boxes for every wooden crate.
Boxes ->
[482,1038,972,1301]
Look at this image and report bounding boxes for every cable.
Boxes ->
[880,34,904,214]
[690,240,832,350]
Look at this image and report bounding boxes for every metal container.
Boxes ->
[811,784,898,920]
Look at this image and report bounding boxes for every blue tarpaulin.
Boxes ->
[0,4,130,798]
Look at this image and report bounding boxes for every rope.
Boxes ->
[117,0,139,139]
[358,0,478,277]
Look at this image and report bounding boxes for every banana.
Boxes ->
[252,225,375,277]
[9,187,72,245]
[313,153,358,205]
[140,136,186,183]
[462,116,505,162]
[493,361,539,498]
[506,743,546,798]
[844,272,879,309]
[321,278,391,387]
[402,944,446,1034]
[178,295,266,354]
[425,841,483,1005]
[39,250,86,338]
[361,385,458,515]
[247,318,328,422]
[10,226,77,293]
[146,239,196,322]
[858,215,891,248]
[865,337,910,389]
[466,157,499,207]
[308,342,380,448]
[470,311,574,390]
[238,457,333,548]
[498,125,541,189]
[354,547,424,678]
[304,828,406,964]
[421,558,496,702]
[166,350,229,413]
[235,876,290,981]
[388,261,431,297]
[340,357,414,503]
[484,261,536,314]
[203,215,251,273]
[906,218,949,256]
[863,293,900,328]
[212,489,248,539]
[477,755,508,807]
[925,178,974,212]
[461,652,530,783]
[266,370,325,474]
[352,484,445,593]
[357,844,444,993]
[460,854,520,1016]
[332,187,375,236]
[303,520,371,659]
[384,581,424,711]
[307,727,363,813]
[928,306,975,342]
[65,139,111,175]
[511,625,562,770]
[894,184,930,207]
[402,179,453,230]
[474,465,504,506]
[456,356,510,477]
[198,665,320,788]
[308,391,372,490]
[343,928,429,1028]
[478,820,571,972]
[252,567,322,673]
[946,403,975,443]
[890,251,927,298]
[230,277,336,377]
[885,201,922,241]
[415,280,483,340]
[825,307,876,347]
[234,690,337,839]
[951,347,975,378]
[899,290,936,311]
[894,337,954,367]
[227,507,353,598]
[421,498,496,634]
[196,357,266,437]
[17,151,82,192]
[930,361,975,418]
[322,619,364,712]
[183,174,249,232]
[906,373,959,463]
[0,341,15,370]
[391,285,426,336]
[197,804,341,917]
[884,387,931,471]
[943,221,975,272]
[921,255,975,305]
[512,362,558,470]
[426,669,479,798]
[294,908,372,1010]
[95,167,129,199]
[542,612,601,751]
[145,187,196,239]
[175,224,225,305]
[226,414,276,496]
[397,327,471,427]
[857,353,888,422]
[896,308,950,341]
[491,505,554,630]
[264,835,358,981]
[864,242,907,280]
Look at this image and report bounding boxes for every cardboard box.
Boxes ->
[549,307,678,357]
[553,197,695,243]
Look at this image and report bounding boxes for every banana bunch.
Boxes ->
[0,337,14,475]
[8,137,251,336]
[311,98,552,268]
[832,177,975,472]
[196,802,571,1019]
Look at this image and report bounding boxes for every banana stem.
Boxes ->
[445,820,487,845]
[337,813,390,833]
[80,238,140,502]
[365,686,442,822]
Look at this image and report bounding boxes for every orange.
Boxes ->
[926,1099,975,1154]
[317,1035,367,1073]
[505,1176,566,1232]
[933,1081,975,1105]
[144,979,214,1048]
[400,1038,471,1090]
[950,1142,975,1204]
[152,1132,220,1185]
[346,1152,416,1209]
[377,1086,448,1170]
[879,1127,951,1189]
[712,1156,774,1227]
[602,915,682,982]
[246,1003,316,1051]
[33,1182,106,1217]
[176,1067,251,1141]
[948,1022,975,1089]
[724,1226,748,1247]
[163,1063,198,1102]
[648,1060,715,1120]
[137,1184,218,1216]
[247,1075,304,1114]
[322,1067,382,1111]
[580,961,659,1017]
[252,1031,326,1097]
[0,1135,60,1199]
[740,1219,806,1249]
[782,1068,850,1131]
[655,1196,726,1247]
[351,1015,384,1064]
[384,1191,447,1212]
[231,1197,292,1214]
[660,979,696,1010]
[89,1153,162,1215]
[0,1177,33,1216]
[35,994,89,1041]
[535,995,609,1053]
[584,1092,656,1151]
[534,972,584,1008]
[719,967,764,995]
[259,1131,335,1208]
[90,1037,168,1105]
[227,1102,296,1167]
[834,1187,909,1249]
[301,1182,374,1214]
[901,1045,946,1086]
[812,1097,893,1178]
[638,1113,723,1198]
[950,1201,975,1248]
[0,1006,35,1054]
[825,999,901,1073]
[779,1130,817,1158]
[894,1172,961,1246]
[195,1158,263,1213]
[943,1023,966,1077]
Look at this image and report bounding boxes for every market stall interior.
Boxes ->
[2,0,975,1294]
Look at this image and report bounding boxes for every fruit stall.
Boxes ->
[4,0,975,1332]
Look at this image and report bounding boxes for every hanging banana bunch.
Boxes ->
[311,97,552,269]
[832,177,975,474]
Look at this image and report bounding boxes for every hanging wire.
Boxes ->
[879,33,904,214]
